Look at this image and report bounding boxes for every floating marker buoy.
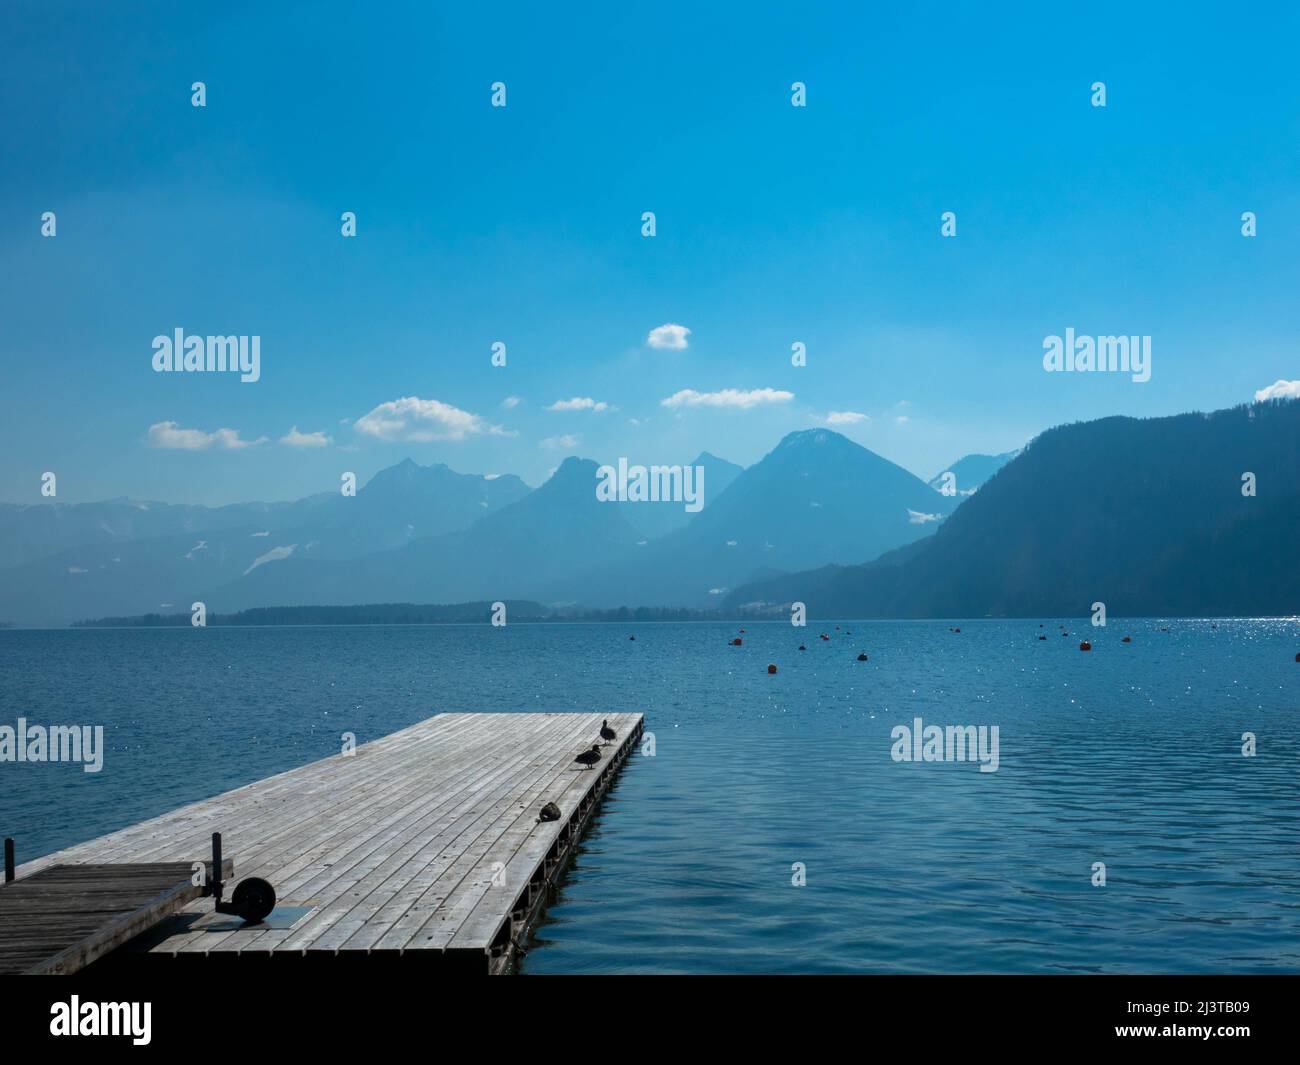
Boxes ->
[820,634,830,641]
[1038,635,1047,640]
[767,663,778,674]
[856,652,868,661]
[629,635,636,641]
[798,644,807,651]
[1121,636,1131,643]
[731,637,742,646]
[1079,641,1092,651]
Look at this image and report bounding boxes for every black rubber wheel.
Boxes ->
[231,877,276,923]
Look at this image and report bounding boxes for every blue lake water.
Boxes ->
[2,619,1298,974]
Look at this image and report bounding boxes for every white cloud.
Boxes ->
[353,396,510,442]
[1255,379,1300,402]
[546,397,609,412]
[501,396,522,409]
[647,323,691,350]
[147,421,266,450]
[243,544,297,576]
[908,509,941,524]
[539,434,582,449]
[894,415,909,425]
[280,426,332,448]
[661,387,794,411]
[825,411,869,426]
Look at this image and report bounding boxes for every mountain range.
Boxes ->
[6,400,1295,625]
[0,437,966,625]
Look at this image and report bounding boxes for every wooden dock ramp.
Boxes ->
[0,859,230,975]
[13,712,644,974]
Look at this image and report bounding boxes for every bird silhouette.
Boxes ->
[574,744,602,770]
[600,719,617,745]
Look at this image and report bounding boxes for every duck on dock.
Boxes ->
[573,745,602,770]
[600,719,617,745]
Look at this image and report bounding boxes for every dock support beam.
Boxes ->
[4,838,14,883]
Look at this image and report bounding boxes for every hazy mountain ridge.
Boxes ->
[928,450,1019,495]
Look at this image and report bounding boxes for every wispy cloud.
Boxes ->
[824,410,869,426]
[1255,379,1300,402]
[661,388,794,411]
[280,426,332,448]
[647,323,691,350]
[539,433,581,449]
[546,397,609,412]
[147,421,266,450]
[354,396,511,442]
[501,396,522,410]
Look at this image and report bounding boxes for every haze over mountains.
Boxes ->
[5,400,1295,625]
[0,435,969,625]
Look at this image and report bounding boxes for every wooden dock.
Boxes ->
[10,711,644,974]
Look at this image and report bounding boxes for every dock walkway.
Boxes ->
[11,711,643,974]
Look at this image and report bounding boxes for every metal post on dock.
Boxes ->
[4,837,13,883]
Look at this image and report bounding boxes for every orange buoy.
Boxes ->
[1079,640,1092,651]
[731,637,742,646]
[767,663,778,674]
[1121,636,1131,643]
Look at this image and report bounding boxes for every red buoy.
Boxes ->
[767,663,778,674]
[731,637,742,646]
[1079,640,1092,651]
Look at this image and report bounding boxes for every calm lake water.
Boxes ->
[2,619,1298,974]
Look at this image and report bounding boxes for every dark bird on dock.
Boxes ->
[537,802,562,822]
[574,745,602,770]
[600,719,617,745]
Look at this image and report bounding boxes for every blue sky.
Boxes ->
[3,0,1298,504]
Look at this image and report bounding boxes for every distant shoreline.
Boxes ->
[9,604,1289,629]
